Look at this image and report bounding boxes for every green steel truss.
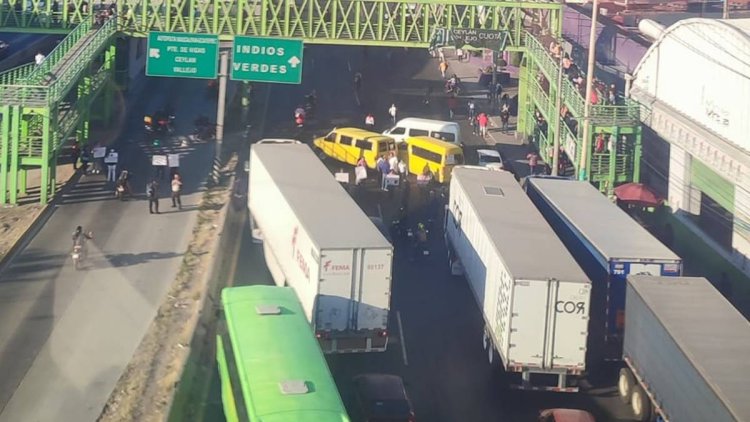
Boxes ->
[0,17,117,204]
[519,32,642,192]
[1,0,562,47]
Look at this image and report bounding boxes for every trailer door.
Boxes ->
[356,248,392,331]
[549,281,590,369]
[317,249,356,332]
[509,279,547,367]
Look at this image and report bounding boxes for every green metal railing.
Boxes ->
[24,19,93,84]
[0,18,117,107]
[524,32,640,126]
[2,0,562,47]
[0,63,37,85]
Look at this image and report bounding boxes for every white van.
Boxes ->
[383,118,461,145]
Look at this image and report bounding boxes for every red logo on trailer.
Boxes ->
[291,226,310,280]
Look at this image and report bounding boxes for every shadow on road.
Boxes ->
[102,251,183,268]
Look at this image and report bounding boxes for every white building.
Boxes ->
[630,18,750,274]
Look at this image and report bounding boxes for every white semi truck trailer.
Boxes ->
[445,166,591,391]
[249,142,393,353]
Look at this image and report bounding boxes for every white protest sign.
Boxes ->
[152,155,167,166]
[104,152,118,164]
[93,147,107,159]
[335,172,350,184]
[168,154,180,168]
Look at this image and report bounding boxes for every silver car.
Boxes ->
[477,149,505,171]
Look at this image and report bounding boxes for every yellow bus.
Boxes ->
[313,127,397,169]
[405,136,464,183]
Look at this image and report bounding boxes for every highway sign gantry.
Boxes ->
[146,32,220,79]
[231,36,304,84]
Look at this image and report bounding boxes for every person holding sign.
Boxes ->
[152,154,167,180]
[168,153,180,180]
[104,149,119,182]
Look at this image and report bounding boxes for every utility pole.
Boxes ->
[213,50,229,184]
[723,0,730,19]
[551,46,564,176]
[578,0,599,181]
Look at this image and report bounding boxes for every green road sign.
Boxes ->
[146,32,219,79]
[231,37,304,84]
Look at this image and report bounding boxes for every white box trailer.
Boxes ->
[444,166,591,392]
[248,143,393,353]
[620,276,750,422]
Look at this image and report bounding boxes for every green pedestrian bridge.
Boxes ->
[0,0,641,205]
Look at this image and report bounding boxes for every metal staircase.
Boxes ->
[521,31,642,191]
[0,17,117,204]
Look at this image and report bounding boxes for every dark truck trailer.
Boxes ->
[524,177,681,361]
[621,276,750,422]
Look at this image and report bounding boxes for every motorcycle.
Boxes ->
[295,114,305,128]
[115,180,131,200]
[409,223,430,261]
[71,244,84,270]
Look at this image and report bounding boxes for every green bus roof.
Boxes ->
[221,285,350,422]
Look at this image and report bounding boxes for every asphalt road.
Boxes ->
[227,45,638,422]
[0,77,217,421]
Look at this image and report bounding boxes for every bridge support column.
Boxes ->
[77,76,92,145]
[8,106,21,205]
[103,44,117,125]
[18,168,26,197]
[0,106,9,205]
[632,126,642,183]
[516,55,530,142]
[40,111,52,205]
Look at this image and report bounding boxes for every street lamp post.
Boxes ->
[213,50,229,184]
[578,0,599,181]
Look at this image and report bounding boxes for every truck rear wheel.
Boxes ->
[618,368,635,404]
[631,384,652,422]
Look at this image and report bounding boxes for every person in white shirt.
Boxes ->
[388,104,397,124]
[35,52,45,65]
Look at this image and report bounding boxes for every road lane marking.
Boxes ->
[397,310,409,366]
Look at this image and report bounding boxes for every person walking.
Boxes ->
[526,151,539,175]
[388,104,397,124]
[388,151,398,173]
[80,145,91,174]
[456,48,464,62]
[500,97,510,132]
[477,112,489,138]
[467,99,476,120]
[376,155,390,191]
[70,142,80,170]
[171,174,183,209]
[35,51,45,65]
[439,60,448,79]
[447,94,458,120]
[105,149,118,182]
[147,179,160,214]
[365,113,375,130]
[438,47,445,62]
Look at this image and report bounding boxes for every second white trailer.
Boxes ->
[445,166,591,391]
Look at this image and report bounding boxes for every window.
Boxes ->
[432,131,455,142]
[355,139,371,150]
[410,129,429,137]
[411,145,442,163]
[324,132,336,142]
[446,154,463,165]
[377,142,392,153]
[389,127,406,135]
[339,136,353,146]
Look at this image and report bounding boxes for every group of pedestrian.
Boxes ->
[373,152,406,191]
[145,173,183,214]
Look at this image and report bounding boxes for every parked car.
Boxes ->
[539,408,596,422]
[477,148,504,170]
[353,374,416,422]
